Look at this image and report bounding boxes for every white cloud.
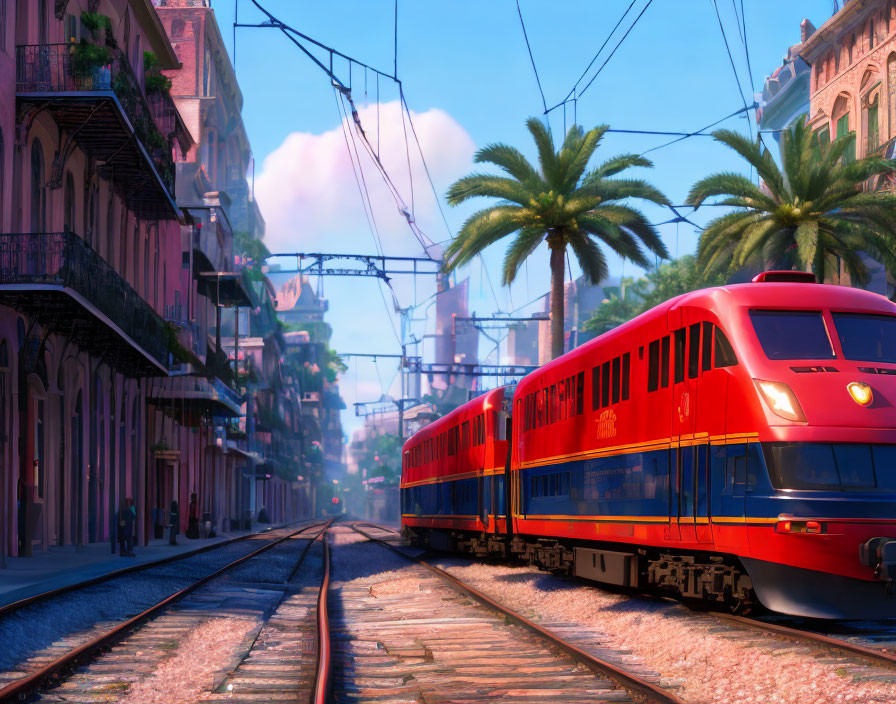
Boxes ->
[255,101,475,258]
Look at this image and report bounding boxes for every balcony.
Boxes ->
[0,232,167,375]
[16,44,180,219]
[149,373,244,420]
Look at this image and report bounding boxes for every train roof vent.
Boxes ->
[751,270,817,284]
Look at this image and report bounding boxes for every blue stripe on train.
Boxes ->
[402,443,896,522]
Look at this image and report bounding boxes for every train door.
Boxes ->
[668,309,700,544]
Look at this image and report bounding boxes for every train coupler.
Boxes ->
[859,537,896,583]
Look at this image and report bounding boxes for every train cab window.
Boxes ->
[601,361,610,407]
[661,336,671,387]
[714,328,738,367]
[688,323,701,379]
[764,443,840,490]
[611,357,621,404]
[701,322,713,372]
[832,444,876,489]
[873,446,896,491]
[647,340,660,392]
[750,310,834,360]
[593,365,602,408]
[674,328,687,383]
[832,312,896,364]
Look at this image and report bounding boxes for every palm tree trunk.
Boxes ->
[549,243,565,360]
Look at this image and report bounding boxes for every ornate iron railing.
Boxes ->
[0,232,167,369]
[15,44,176,195]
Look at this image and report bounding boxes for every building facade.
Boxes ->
[0,0,311,560]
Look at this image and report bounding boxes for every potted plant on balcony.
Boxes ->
[71,12,113,88]
[143,52,172,95]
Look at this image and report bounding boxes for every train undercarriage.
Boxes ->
[405,526,755,611]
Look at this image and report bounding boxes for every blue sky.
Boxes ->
[211,0,839,437]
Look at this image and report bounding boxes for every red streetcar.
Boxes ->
[401,272,896,618]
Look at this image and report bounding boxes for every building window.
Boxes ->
[870,20,875,50]
[850,34,857,63]
[867,97,880,154]
[0,0,6,53]
[30,139,45,233]
[171,19,185,39]
[837,112,856,162]
[63,173,75,232]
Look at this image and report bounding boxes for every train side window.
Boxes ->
[647,340,660,392]
[701,322,713,372]
[714,328,738,367]
[601,361,611,407]
[674,328,687,383]
[576,372,584,414]
[611,356,621,404]
[480,414,486,444]
[621,353,630,401]
[559,380,567,421]
[462,421,470,450]
[661,336,670,388]
[592,366,601,409]
[688,323,701,379]
[550,384,558,424]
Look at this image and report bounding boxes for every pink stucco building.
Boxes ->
[0,0,308,560]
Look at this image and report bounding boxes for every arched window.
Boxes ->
[30,139,44,232]
[850,34,857,63]
[870,19,876,50]
[171,19,185,39]
[63,172,75,233]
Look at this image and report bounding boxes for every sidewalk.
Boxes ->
[0,529,265,608]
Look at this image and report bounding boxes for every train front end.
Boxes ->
[728,277,896,619]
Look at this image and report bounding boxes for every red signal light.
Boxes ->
[331,497,340,504]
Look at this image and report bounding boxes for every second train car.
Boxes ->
[401,272,896,619]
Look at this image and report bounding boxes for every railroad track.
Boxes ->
[342,522,684,704]
[709,611,896,671]
[358,522,896,689]
[0,520,332,703]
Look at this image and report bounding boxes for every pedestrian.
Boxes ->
[125,497,136,556]
[186,492,199,539]
[117,500,130,557]
[169,499,179,546]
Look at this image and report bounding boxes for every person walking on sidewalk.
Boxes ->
[125,497,136,556]
[168,500,179,546]
[119,498,135,557]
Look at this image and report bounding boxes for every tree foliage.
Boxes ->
[687,118,896,283]
[582,255,727,334]
[444,118,669,358]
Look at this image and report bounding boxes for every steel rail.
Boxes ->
[349,523,685,704]
[0,519,310,619]
[709,611,896,670]
[311,530,332,704]
[0,521,330,703]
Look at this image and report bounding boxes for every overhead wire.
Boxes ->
[549,0,639,115]
[710,0,754,139]
[515,0,548,114]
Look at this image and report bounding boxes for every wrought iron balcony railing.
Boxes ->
[0,232,167,375]
[16,44,177,212]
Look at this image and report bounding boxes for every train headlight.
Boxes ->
[847,381,873,407]
[754,379,807,422]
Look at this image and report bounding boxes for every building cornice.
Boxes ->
[800,1,874,63]
[129,0,181,69]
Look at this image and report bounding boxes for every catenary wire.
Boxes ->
[710,0,754,138]
[515,0,548,114]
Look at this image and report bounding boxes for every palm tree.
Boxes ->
[444,118,670,359]
[687,118,896,283]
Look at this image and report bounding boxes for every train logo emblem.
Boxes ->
[596,409,617,439]
[678,391,690,422]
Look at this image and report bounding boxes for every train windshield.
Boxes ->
[832,312,896,364]
[763,442,896,492]
[749,310,834,360]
